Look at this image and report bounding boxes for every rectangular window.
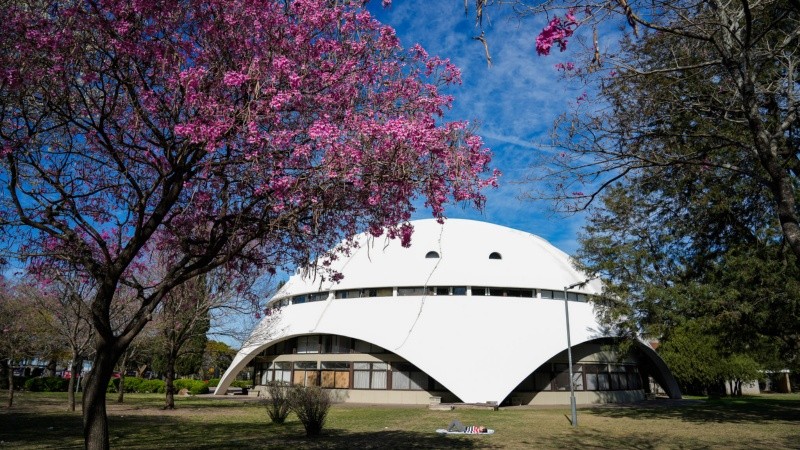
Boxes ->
[292,362,318,387]
[435,286,450,296]
[293,295,307,304]
[552,364,570,391]
[325,336,351,354]
[540,290,554,299]
[489,287,505,296]
[472,287,487,296]
[375,287,393,297]
[534,370,552,391]
[452,286,467,296]
[297,336,320,354]
[308,292,328,302]
[353,362,387,389]
[320,362,350,389]
[585,373,599,391]
[335,289,363,299]
[354,339,383,353]
[610,365,628,390]
[392,363,426,390]
[626,366,641,389]
[552,291,566,300]
[397,287,426,296]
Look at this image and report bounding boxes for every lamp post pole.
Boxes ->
[563,284,577,427]
[563,280,588,427]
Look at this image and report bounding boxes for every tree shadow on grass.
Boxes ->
[0,411,497,449]
[588,397,800,424]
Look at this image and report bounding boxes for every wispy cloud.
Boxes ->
[371,1,589,254]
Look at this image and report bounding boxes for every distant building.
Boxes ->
[215,219,681,405]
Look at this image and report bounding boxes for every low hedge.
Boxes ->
[173,378,209,395]
[24,376,69,392]
[108,377,166,394]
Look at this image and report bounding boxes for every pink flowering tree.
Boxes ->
[0,1,496,447]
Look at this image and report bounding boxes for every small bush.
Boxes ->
[287,385,332,436]
[231,380,252,388]
[262,382,291,424]
[25,377,69,392]
[206,378,220,387]
[174,379,209,395]
[106,377,165,393]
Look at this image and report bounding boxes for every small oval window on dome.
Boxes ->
[489,252,502,260]
[425,251,440,259]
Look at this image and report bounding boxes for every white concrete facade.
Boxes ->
[215,219,679,404]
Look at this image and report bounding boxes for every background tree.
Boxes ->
[203,340,236,381]
[451,0,800,387]
[0,1,495,447]
[471,0,800,267]
[150,275,211,409]
[29,269,96,411]
[0,278,51,407]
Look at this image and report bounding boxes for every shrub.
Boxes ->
[287,385,332,437]
[207,378,220,387]
[174,379,210,395]
[25,377,69,392]
[262,382,291,424]
[231,380,252,388]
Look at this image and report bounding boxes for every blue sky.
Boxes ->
[368,1,590,255]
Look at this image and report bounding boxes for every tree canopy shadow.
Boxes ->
[588,397,800,424]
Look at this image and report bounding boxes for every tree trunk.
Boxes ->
[164,351,177,410]
[83,346,120,450]
[117,374,126,403]
[117,351,128,403]
[67,354,82,412]
[5,359,13,408]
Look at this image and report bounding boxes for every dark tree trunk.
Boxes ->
[5,359,13,408]
[117,351,128,403]
[117,374,126,403]
[164,351,177,410]
[83,345,120,450]
[68,354,82,412]
[45,358,57,378]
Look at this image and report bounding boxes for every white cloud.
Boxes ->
[370,1,590,255]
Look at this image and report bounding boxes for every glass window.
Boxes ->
[392,363,426,390]
[540,290,554,299]
[321,362,350,389]
[435,286,450,296]
[353,362,387,389]
[489,252,502,259]
[293,295,307,304]
[375,287,393,297]
[308,292,328,302]
[534,370,552,391]
[294,361,317,370]
[392,369,410,390]
[325,335,351,354]
[552,364,570,391]
[452,286,467,296]
[489,287,505,296]
[472,287,487,296]
[627,366,641,389]
[297,336,319,354]
[553,291,566,300]
[425,251,440,258]
[398,287,426,296]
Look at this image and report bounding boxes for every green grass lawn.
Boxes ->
[1,393,798,449]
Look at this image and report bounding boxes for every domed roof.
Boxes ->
[273,218,601,300]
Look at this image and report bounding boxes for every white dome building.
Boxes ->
[215,219,680,405]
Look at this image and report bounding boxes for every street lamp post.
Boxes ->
[563,280,590,427]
